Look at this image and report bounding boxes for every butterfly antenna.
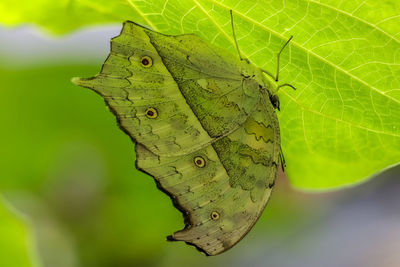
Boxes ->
[275,35,293,82]
[230,10,243,61]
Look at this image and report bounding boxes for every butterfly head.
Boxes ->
[260,71,296,111]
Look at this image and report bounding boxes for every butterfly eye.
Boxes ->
[211,211,220,221]
[141,56,153,67]
[145,107,158,119]
[194,156,206,168]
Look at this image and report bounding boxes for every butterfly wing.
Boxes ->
[73,21,279,255]
[136,90,280,255]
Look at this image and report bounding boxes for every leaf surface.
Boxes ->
[1,0,399,189]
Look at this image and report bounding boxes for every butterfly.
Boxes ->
[72,11,295,255]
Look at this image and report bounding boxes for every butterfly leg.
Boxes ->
[277,83,297,91]
[280,145,287,172]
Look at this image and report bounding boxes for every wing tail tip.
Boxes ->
[71,76,95,89]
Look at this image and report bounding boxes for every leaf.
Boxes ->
[1,0,399,190]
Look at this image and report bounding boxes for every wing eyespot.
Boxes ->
[145,107,158,119]
[211,211,220,221]
[194,156,206,168]
[141,56,153,67]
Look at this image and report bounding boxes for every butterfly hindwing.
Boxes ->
[135,90,280,255]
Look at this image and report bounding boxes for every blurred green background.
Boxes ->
[0,25,399,267]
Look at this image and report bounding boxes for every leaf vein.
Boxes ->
[283,91,400,137]
[125,0,158,30]
[306,0,400,44]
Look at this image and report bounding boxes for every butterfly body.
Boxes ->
[73,21,281,255]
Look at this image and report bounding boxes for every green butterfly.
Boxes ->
[72,11,294,255]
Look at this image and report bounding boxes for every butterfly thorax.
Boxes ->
[261,71,280,95]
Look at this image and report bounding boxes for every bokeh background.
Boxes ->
[0,24,399,267]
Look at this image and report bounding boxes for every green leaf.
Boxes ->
[0,0,399,189]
